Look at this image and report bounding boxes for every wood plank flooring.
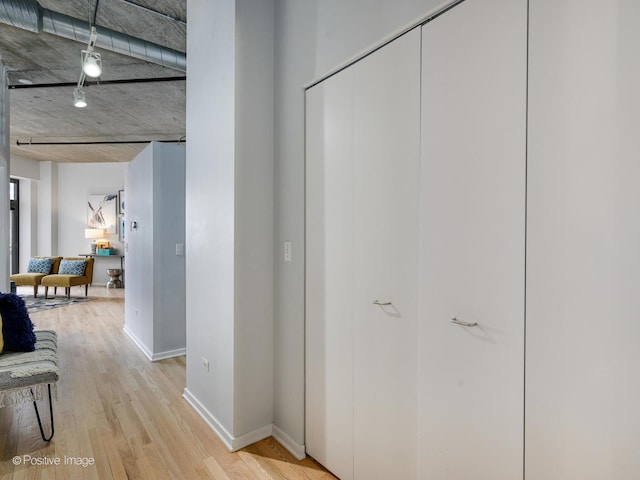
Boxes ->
[0,287,335,480]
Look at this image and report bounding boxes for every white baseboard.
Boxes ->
[150,347,186,361]
[183,389,303,456]
[123,326,153,361]
[272,425,306,460]
[123,327,185,362]
[183,388,236,449]
[232,424,273,452]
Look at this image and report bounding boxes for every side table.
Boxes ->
[106,269,123,288]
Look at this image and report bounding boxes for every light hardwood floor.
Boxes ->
[0,286,335,480]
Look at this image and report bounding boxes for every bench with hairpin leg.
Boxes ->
[0,330,59,441]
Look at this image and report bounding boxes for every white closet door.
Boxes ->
[526,1,640,478]
[306,27,421,480]
[419,0,527,478]
[352,28,421,480]
[305,67,355,480]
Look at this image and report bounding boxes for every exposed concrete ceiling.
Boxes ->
[0,0,186,163]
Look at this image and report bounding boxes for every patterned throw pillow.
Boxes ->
[58,260,87,276]
[27,257,54,274]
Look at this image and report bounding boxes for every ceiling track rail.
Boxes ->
[15,138,185,146]
[8,76,186,89]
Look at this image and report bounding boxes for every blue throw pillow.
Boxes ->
[58,260,87,276]
[0,293,36,352]
[27,257,54,274]
[58,260,87,275]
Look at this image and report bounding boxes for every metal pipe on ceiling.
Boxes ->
[7,75,186,89]
[0,0,42,32]
[15,139,186,146]
[0,0,186,72]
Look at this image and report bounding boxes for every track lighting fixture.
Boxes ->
[72,26,101,107]
[73,87,87,108]
[82,51,102,78]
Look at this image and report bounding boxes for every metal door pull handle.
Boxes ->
[451,317,478,327]
[373,300,393,306]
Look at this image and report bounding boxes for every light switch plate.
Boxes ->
[284,241,292,262]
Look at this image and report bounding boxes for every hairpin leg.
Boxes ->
[31,384,55,442]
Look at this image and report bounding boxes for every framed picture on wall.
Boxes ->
[87,194,117,234]
[118,190,125,215]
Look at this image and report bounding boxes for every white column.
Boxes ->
[184,0,274,450]
[37,161,59,256]
[0,61,10,291]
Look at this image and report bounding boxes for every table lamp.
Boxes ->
[84,228,105,254]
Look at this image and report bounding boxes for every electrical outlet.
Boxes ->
[201,357,209,372]
[176,243,184,256]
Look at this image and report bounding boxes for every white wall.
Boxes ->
[151,143,186,354]
[233,0,275,439]
[125,146,154,352]
[185,0,274,449]
[272,0,456,449]
[526,1,640,477]
[10,155,40,180]
[186,0,237,440]
[57,162,127,285]
[125,142,186,360]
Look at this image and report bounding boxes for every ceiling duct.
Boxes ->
[0,0,185,72]
[0,0,42,32]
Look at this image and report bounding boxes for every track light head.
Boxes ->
[73,27,101,107]
[73,87,87,108]
[82,52,102,78]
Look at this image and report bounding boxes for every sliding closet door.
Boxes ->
[305,66,355,480]
[526,1,640,477]
[419,0,527,478]
[352,28,421,480]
